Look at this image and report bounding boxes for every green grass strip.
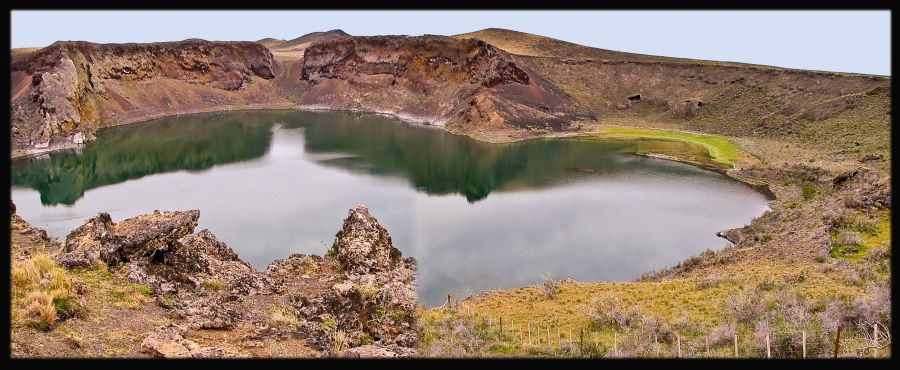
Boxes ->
[600,126,741,166]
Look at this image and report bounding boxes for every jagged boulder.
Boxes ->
[286,205,419,351]
[58,210,255,295]
[57,213,117,268]
[111,210,200,259]
[331,205,402,274]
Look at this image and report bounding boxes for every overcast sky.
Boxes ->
[10,10,891,75]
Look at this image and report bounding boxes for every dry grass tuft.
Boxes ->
[12,254,82,331]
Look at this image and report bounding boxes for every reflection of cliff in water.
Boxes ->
[11,110,723,206]
[296,112,718,202]
[11,112,276,205]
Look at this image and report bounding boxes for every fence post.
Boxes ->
[802,331,806,359]
[580,328,584,355]
[500,316,503,334]
[655,334,659,357]
[614,332,618,357]
[873,324,879,358]
[766,332,771,358]
[833,325,842,358]
[447,294,451,309]
[547,326,551,347]
[705,336,710,357]
[734,334,738,358]
[528,323,532,345]
[677,333,682,358]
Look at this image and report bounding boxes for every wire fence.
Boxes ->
[436,295,891,359]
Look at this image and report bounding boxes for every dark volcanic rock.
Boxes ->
[111,210,199,260]
[332,205,402,275]
[54,205,420,357]
[272,205,419,353]
[60,210,269,296]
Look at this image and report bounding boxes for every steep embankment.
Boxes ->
[455,29,891,162]
[292,35,592,141]
[9,39,289,157]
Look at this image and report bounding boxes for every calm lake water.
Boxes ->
[10,111,770,305]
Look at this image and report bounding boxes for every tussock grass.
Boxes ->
[11,254,82,330]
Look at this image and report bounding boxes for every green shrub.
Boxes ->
[802,183,817,200]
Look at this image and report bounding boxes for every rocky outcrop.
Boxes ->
[57,213,116,268]
[297,36,592,133]
[51,204,419,357]
[331,205,402,274]
[58,210,267,297]
[11,29,890,157]
[10,40,281,154]
[263,205,418,354]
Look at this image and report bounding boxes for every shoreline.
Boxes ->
[10,105,784,307]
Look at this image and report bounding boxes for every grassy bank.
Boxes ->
[586,126,744,168]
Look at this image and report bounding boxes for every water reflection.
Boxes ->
[10,111,770,305]
[12,111,719,205]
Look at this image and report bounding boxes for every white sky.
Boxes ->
[10,10,891,75]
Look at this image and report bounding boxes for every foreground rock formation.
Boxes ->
[11,204,419,358]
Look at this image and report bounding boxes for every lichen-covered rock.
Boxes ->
[111,210,199,258]
[58,213,116,268]
[342,344,418,358]
[141,324,242,358]
[286,205,419,351]
[45,206,420,357]
[173,296,242,330]
[180,229,271,295]
[332,204,402,274]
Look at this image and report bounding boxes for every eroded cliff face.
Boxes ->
[10,40,283,154]
[9,29,890,157]
[456,28,892,142]
[296,36,592,136]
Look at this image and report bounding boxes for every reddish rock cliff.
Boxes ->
[10,40,283,155]
[296,36,591,136]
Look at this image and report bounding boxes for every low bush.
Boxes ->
[539,274,559,299]
[585,296,644,330]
